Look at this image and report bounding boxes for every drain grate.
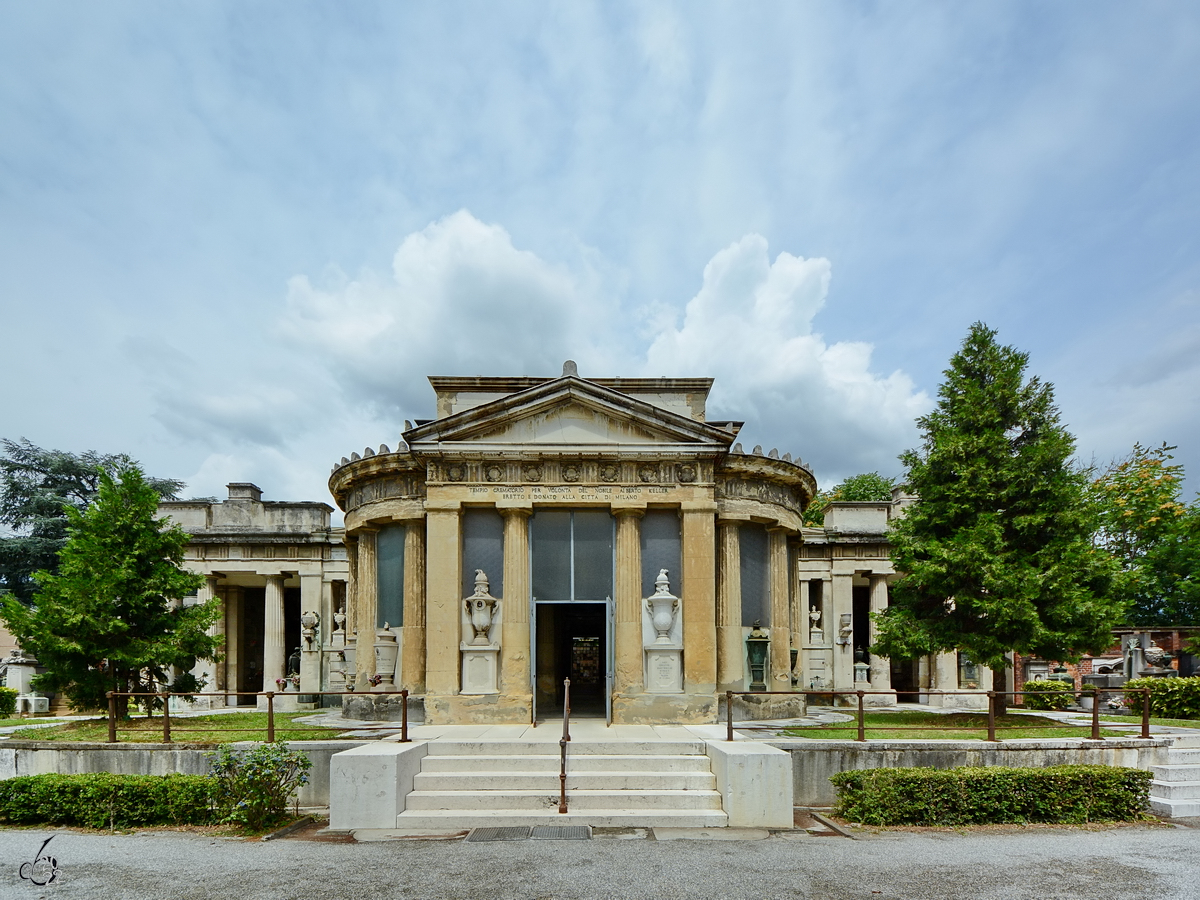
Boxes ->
[465,826,532,842]
[530,825,592,841]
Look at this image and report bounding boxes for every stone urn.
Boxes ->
[645,569,679,644]
[374,624,398,687]
[465,569,498,646]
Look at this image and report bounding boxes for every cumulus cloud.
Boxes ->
[647,234,930,481]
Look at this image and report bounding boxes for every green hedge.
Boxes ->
[0,773,215,828]
[1124,677,1200,720]
[0,687,17,718]
[831,765,1150,826]
[1020,680,1075,710]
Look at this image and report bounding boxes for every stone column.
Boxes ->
[224,586,241,706]
[716,521,743,692]
[768,528,791,690]
[424,506,462,701]
[264,575,286,689]
[353,529,378,689]
[790,551,806,681]
[681,508,717,694]
[868,575,891,691]
[830,572,855,691]
[299,573,323,692]
[499,508,532,710]
[207,575,226,693]
[930,651,959,707]
[613,509,644,699]
[401,520,427,693]
[345,535,359,640]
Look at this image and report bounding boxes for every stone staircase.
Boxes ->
[393,738,728,829]
[1149,734,1200,818]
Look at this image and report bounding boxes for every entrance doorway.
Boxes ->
[534,603,609,720]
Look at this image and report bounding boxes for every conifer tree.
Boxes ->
[0,464,218,713]
[873,323,1124,699]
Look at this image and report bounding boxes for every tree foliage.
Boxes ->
[0,439,184,604]
[1092,443,1200,625]
[873,323,1123,671]
[0,464,217,712]
[803,472,897,526]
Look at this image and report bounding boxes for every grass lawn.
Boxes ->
[1096,714,1200,729]
[783,710,1102,740]
[7,711,351,744]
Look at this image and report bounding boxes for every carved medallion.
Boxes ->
[485,464,505,483]
[446,464,465,482]
[561,464,581,483]
[676,463,697,483]
[638,464,658,483]
[522,463,543,482]
[599,463,620,483]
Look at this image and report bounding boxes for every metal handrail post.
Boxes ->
[726,690,734,742]
[163,693,171,743]
[1091,691,1101,740]
[266,692,275,742]
[856,690,865,742]
[400,688,411,742]
[986,691,997,742]
[1141,688,1151,739]
[107,692,117,743]
[562,677,571,742]
[559,677,571,814]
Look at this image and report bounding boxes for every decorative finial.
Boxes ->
[562,360,578,377]
[474,568,490,596]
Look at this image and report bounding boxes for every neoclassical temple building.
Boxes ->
[153,363,991,723]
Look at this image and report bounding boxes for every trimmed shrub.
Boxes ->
[0,773,215,828]
[0,686,17,718]
[831,765,1150,826]
[209,741,311,831]
[1124,677,1200,720]
[1021,680,1074,710]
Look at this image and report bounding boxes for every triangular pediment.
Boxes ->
[405,377,735,449]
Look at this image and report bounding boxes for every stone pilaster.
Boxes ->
[768,528,791,690]
[499,508,532,709]
[224,586,241,705]
[345,535,359,640]
[205,575,225,692]
[423,507,462,703]
[681,508,717,695]
[793,572,808,680]
[613,509,644,699]
[716,521,743,692]
[830,572,855,691]
[300,573,323,691]
[928,651,959,707]
[264,575,286,689]
[868,575,891,690]
[353,529,378,689]
[401,520,427,693]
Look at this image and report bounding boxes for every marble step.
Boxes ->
[1149,764,1200,783]
[420,754,713,774]
[412,770,717,792]
[1149,797,1200,818]
[424,740,708,757]
[1166,749,1200,763]
[1148,780,1200,801]
[394,808,729,829]
[404,788,724,812]
[1168,735,1200,749]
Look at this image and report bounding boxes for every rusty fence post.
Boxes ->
[1141,688,1151,739]
[163,693,171,743]
[266,692,275,742]
[400,689,411,743]
[1091,690,1101,740]
[726,691,734,742]
[107,692,117,743]
[987,691,997,742]
[856,690,865,742]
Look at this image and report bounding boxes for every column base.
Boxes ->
[717,692,807,721]
[611,691,717,724]
[863,689,897,707]
[423,691,533,725]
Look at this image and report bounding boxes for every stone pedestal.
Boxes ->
[460,645,500,694]
[645,648,683,693]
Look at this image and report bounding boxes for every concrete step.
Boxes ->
[424,740,708,757]
[1149,764,1200,783]
[413,771,717,792]
[1168,734,1200,749]
[404,789,725,812]
[419,753,713,774]
[1148,780,1200,801]
[394,808,729,829]
[1150,797,1200,818]
[1167,749,1200,763]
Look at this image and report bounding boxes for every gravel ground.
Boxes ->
[1,822,1197,900]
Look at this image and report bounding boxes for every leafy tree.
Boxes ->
[1092,443,1200,625]
[0,464,217,713]
[872,323,1123,705]
[0,439,184,604]
[803,472,897,526]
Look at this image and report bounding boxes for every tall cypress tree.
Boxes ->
[0,464,217,713]
[873,323,1124,700]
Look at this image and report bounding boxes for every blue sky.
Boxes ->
[2,2,1199,509]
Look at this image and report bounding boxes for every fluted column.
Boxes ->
[264,575,286,688]
[613,509,644,698]
[499,508,532,706]
[401,520,427,693]
[716,521,743,691]
[424,507,461,698]
[681,508,716,693]
[868,574,891,691]
[353,528,378,689]
[768,527,791,690]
